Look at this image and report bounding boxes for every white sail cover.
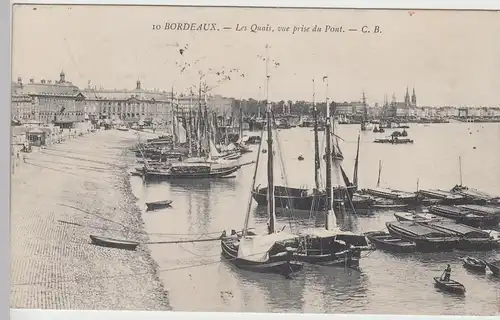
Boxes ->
[177,122,187,144]
[298,227,356,238]
[237,232,299,263]
[209,140,221,158]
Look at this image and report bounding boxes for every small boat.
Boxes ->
[298,155,304,161]
[89,235,140,251]
[364,231,416,253]
[484,259,500,277]
[145,200,173,211]
[462,256,486,273]
[433,277,466,294]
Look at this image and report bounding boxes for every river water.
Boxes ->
[129,122,500,315]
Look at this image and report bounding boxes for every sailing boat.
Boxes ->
[292,76,372,267]
[251,79,326,212]
[221,47,303,277]
[143,94,243,180]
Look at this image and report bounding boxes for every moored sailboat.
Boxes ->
[290,76,372,268]
[220,45,303,278]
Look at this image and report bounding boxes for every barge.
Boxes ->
[385,221,459,252]
[425,221,494,251]
[450,185,500,204]
[458,205,500,226]
[364,231,416,253]
[363,188,419,205]
[417,189,466,205]
[428,205,494,228]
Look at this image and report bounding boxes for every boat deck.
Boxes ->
[419,189,464,200]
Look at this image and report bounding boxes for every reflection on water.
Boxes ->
[130,123,500,315]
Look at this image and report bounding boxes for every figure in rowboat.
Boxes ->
[441,264,452,281]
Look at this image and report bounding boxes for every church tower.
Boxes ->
[411,87,417,107]
[59,70,66,83]
[404,86,410,107]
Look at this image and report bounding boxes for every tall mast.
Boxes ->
[361,91,367,131]
[265,44,275,234]
[459,156,463,186]
[197,81,203,155]
[171,86,177,147]
[312,78,320,190]
[239,100,243,139]
[353,133,360,189]
[324,76,336,230]
[188,107,193,157]
[376,160,382,188]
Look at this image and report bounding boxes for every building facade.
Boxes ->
[82,80,174,123]
[11,71,86,127]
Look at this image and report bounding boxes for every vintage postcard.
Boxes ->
[10,3,500,317]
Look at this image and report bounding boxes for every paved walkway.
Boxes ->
[10,130,170,310]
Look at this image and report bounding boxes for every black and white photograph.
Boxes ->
[9,4,500,316]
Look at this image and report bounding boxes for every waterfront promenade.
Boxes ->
[10,129,170,310]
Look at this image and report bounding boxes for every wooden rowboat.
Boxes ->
[89,235,140,251]
[484,259,500,277]
[145,200,173,211]
[462,256,486,273]
[433,277,466,294]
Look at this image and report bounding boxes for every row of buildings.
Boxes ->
[11,71,233,128]
[334,87,417,119]
[332,87,500,120]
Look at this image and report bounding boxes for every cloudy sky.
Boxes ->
[11,5,500,106]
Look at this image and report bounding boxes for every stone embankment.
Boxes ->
[11,129,170,310]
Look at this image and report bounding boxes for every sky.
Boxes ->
[11,5,500,106]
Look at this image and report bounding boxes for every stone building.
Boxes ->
[81,80,173,123]
[11,71,86,128]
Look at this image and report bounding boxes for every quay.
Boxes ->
[10,129,170,310]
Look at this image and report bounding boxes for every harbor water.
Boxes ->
[130,122,500,315]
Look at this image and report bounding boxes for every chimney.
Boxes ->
[29,78,34,83]
[17,77,22,85]
[136,80,141,90]
[41,79,46,84]
[48,80,52,84]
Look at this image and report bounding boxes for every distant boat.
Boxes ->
[116,125,129,131]
[145,200,173,211]
[89,235,140,251]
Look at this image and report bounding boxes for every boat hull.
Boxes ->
[89,235,139,251]
[146,165,241,180]
[484,260,500,277]
[145,200,172,211]
[386,223,457,252]
[433,277,466,295]
[462,258,487,273]
[364,231,416,253]
[220,238,303,278]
